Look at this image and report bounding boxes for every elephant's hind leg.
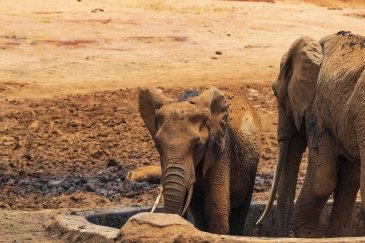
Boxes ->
[204,156,230,234]
[352,70,365,222]
[326,157,359,237]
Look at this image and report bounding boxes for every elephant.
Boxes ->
[257,31,365,237]
[138,87,261,235]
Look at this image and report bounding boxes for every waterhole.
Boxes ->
[48,202,365,242]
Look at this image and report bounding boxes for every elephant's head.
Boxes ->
[139,87,228,215]
[257,36,323,235]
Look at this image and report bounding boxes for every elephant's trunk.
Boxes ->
[256,139,289,226]
[163,164,191,215]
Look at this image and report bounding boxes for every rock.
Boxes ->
[117,213,244,242]
[48,180,62,187]
[117,213,202,242]
[29,121,40,129]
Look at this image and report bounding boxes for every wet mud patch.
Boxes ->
[0,165,157,209]
[0,85,299,209]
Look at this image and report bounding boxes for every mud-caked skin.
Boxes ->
[138,87,261,235]
[261,32,365,238]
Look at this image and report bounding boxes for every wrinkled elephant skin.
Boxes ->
[260,32,365,238]
[137,87,261,235]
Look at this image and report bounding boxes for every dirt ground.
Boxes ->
[0,0,364,242]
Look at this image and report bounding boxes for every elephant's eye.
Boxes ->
[283,57,293,81]
[155,141,162,153]
[284,68,292,81]
[273,89,277,97]
[155,111,165,128]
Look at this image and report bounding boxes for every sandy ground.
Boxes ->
[0,0,364,242]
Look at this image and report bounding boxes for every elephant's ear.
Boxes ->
[275,36,323,130]
[192,87,229,178]
[138,88,172,139]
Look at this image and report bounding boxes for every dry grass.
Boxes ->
[225,0,276,2]
[297,0,365,7]
[230,0,365,7]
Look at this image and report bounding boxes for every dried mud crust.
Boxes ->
[0,84,308,210]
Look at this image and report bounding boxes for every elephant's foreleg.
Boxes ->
[326,158,359,237]
[186,184,207,231]
[229,180,254,236]
[204,157,230,234]
[293,169,329,237]
[293,133,337,237]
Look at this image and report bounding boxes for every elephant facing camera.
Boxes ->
[136,87,261,235]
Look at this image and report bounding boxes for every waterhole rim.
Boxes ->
[47,201,365,243]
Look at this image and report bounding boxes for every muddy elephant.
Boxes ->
[138,87,261,235]
[257,31,365,237]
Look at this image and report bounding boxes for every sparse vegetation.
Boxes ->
[229,0,365,8]
[299,0,365,7]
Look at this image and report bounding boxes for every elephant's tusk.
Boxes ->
[151,185,163,213]
[256,139,289,225]
[181,186,193,216]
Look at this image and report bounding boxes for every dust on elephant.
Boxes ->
[257,31,365,237]
[138,87,261,235]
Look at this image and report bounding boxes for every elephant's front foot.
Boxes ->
[326,224,353,238]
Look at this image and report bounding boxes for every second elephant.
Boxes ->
[258,32,365,237]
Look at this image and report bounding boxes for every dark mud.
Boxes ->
[0,84,300,210]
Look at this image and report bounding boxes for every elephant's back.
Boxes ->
[223,92,261,206]
[223,91,261,150]
[317,32,365,161]
[223,91,261,169]
[319,32,365,92]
